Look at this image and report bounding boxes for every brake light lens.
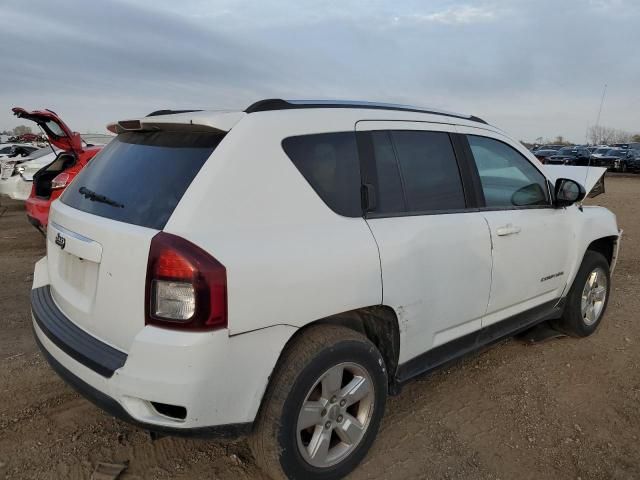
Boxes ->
[145,232,227,330]
[51,172,70,189]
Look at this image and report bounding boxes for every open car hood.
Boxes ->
[544,165,607,198]
[12,107,82,155]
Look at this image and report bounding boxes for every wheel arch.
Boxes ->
[586,235,619,266]
[257,305,401,426]
[312,305,401,390]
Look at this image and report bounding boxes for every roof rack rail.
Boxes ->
[146,109,203,117]
[244,99,487,124]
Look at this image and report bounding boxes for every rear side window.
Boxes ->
[62,131,222,230]
[373,130,466,213]
[282,132,361,217]
[370,131,405,213]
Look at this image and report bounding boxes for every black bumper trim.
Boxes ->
[34,332,253,439]
[31,285,127,378]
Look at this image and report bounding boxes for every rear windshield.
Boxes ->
[61,131,222,229]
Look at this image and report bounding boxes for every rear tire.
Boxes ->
[552,250,611,337]
[250,325,387,480]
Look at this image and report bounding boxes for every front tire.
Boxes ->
[553,250,611,337]
[250,325,387,480]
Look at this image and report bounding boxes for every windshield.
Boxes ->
[594,148,610,154]
[606,149,625,157]
[25,148,53,160]
[61,131,224,229]
[557,147,578,155]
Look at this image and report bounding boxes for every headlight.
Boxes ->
[17,166,25,174]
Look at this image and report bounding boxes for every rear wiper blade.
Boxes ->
[78,186,124,208]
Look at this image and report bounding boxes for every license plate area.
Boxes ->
[47,222,103,317]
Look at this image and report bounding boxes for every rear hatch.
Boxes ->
[12,108,84,199]
[46,126,228,352]
[12,108,82,155]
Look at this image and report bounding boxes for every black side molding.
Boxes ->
[34,332,252,440]
[31,286,127,378]
[395,298,565,385]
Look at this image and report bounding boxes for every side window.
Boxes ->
[369,131,405,213]
[282,132,362,217]
[390,130,466,212]
[467,135,550,208]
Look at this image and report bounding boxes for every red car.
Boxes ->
[12,108,103,233]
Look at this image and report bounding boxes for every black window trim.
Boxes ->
[357,128,480,219]
[460,133,554,211]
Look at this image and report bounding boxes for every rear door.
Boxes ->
[356,121,492,365]
[456,127,574,326]
[46,130,224,352]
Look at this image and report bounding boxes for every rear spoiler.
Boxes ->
[107,111,245,135]
[544,165,607,198]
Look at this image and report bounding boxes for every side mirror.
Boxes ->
[554,178,586,208]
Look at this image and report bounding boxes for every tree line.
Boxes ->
[587,125,640,145]
[1,125,34,136]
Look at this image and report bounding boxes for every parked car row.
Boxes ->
[532,143,640,172]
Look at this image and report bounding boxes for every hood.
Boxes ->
[12,107,82,155]
[544,165,607,198]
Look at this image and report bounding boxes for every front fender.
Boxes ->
[564,205,620,292]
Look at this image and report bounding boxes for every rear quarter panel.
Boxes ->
[165,111,383,335]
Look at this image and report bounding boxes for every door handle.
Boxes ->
[496,224,521,236]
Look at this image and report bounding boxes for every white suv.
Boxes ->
[31,99,621,480]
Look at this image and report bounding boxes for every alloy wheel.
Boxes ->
[296,362,375,468]
[581,267,608,326]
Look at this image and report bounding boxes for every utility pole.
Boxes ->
[593,83,607,144]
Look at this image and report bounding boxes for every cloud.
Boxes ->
[1,0,639,142]
[406,5,500,25]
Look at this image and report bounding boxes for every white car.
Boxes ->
[31,100,620,480]
[0,143,39,159]
[0,149,58,200]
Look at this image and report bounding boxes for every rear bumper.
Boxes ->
[31,258,296,437]
[0,177,15,197]
[0,176,33,201]
[32,286,127,378]
[25,195,52,229]
[33,331,251,438]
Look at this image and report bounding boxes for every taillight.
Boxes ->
[51,172,70,189]
[145,232,227,330]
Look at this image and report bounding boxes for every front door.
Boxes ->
[457,128,574,326]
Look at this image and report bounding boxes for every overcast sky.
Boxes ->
[1,0,639,142]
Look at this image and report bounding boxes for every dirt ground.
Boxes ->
[0,176,639,480]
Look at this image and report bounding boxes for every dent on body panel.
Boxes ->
[395,302,423,334]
